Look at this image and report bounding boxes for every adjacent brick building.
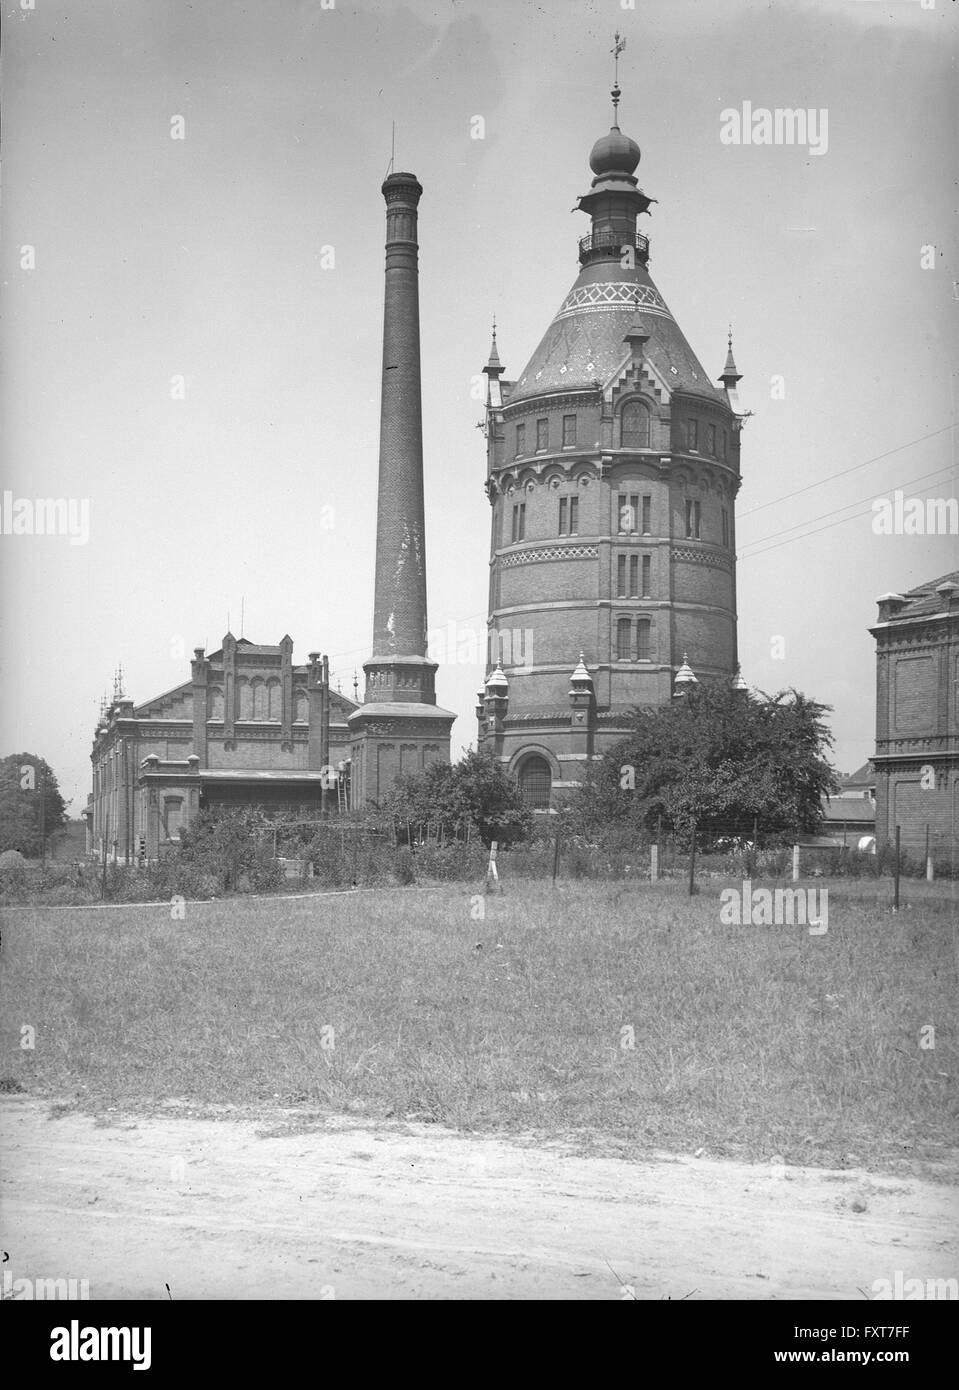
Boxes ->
[90,636,355,862]
[870,572,959,867]
[477,81,746,805]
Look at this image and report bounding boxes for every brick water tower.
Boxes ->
[478,73,747,807]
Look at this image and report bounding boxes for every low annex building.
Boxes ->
[89,635,356,862]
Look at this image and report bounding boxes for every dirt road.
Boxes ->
[2,1097,956,1299]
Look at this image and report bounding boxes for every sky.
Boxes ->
[1,0,956,812]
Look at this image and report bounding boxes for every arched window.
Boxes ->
[620,400,650,449]
[267,679,282,719]
[636,618,651,661]
[616,617,632,660]
[518,755,552,809]
[252,680,267,719]
[294,689,309,722]
[238,679,253,719]
[209,687,224,720]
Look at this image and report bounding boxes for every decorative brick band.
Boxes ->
[671,544,734,573]
[501,544,599,569]
[554,282,671,320]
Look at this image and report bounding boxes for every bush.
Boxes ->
[393,847,415,885]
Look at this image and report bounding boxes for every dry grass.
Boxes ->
[1,877,956,1170]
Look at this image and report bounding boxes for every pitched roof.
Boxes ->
[891,571,959,619]
[508,259,727,406]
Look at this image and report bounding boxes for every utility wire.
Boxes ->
[738,423,956,518]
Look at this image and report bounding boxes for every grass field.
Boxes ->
[1,877,956,1172]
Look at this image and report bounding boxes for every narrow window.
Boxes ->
[636,619,651,661]
[536,418,548,451]
[617,494,630,533]
[722,507,729,548]
[694,501,701,539]
[562,414,577,448]
[686,418,698,451]
[706,423,716,456]
[569,495,579,534]
[630,494,639,532]
[616,617,631,660]
[518,502,526,540]
[558,496,568,536]
[629,554,638,597]
[722,429,728,461]
[511,505,518,543]
[617,554,627,597]
[515,423,525,457]
[620,400,650,449]
[641,494,651,534]
[642,554,651,597]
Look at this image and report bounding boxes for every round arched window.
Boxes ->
[518,755,552,810]
[620,400,650,449]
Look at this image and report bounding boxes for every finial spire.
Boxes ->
[486,313,502,370]
[610,32,626,126]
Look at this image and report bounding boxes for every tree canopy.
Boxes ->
[0,753,69,856]
[571,686,839,844]
[383,749,532,847]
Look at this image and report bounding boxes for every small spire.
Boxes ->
[719,324,743,386]
[485,314,502,371]
[731,664,749,693]
[673,653,699,695]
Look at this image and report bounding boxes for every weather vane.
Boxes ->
[611,31,627,117]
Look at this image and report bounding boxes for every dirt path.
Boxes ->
[2,1098,956,1300]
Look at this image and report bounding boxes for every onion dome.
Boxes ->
[589,100,641,177]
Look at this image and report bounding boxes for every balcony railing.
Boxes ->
[578,229,650,267]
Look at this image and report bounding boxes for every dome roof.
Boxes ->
[589,124,641,177]
[509,259,726,405]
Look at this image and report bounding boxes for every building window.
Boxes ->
[706,423,716,456]
[617,554,627,597]
[642,554,651,596]
[636,618,651,661]
[641,494,651,534]
[685,499,701,539]
[515,423,525,457]
[562,414,577,448]
[511,502,526,543]
[629,554,639,597]
[618,493,639,533]
[722,507,729,548]
[686,418,698,451]
[162,796,185,841]
[620,399,650,449]
[569,495,578,534]
[518,755,551,809]
[616,617,632,660]
[559,497,568,535]
[536,418,548,451]
[722,429,728,461]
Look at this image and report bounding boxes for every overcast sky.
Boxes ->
[1,0,956,810]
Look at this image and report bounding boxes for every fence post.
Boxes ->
[792,844,800,882]
[893,825,901,911]
[486,839,501,894]
[650,841,659,884]
[925,824,933,882]
[687,819,697,897]
[552,816,562,885]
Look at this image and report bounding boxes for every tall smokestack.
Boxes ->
[370,172,428,668]
[348,170,455,808]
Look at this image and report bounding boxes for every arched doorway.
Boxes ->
[518,754,552,809]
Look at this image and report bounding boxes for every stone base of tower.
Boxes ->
[348,703,456,809]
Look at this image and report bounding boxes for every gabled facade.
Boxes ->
[90,635,356,862]
[478,82,745,806]
[870,573,959,866]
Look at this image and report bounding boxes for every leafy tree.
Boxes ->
[177,807,280,892]
[384,749,532,848]
[0,753,68,856]
[571,686,839,845]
